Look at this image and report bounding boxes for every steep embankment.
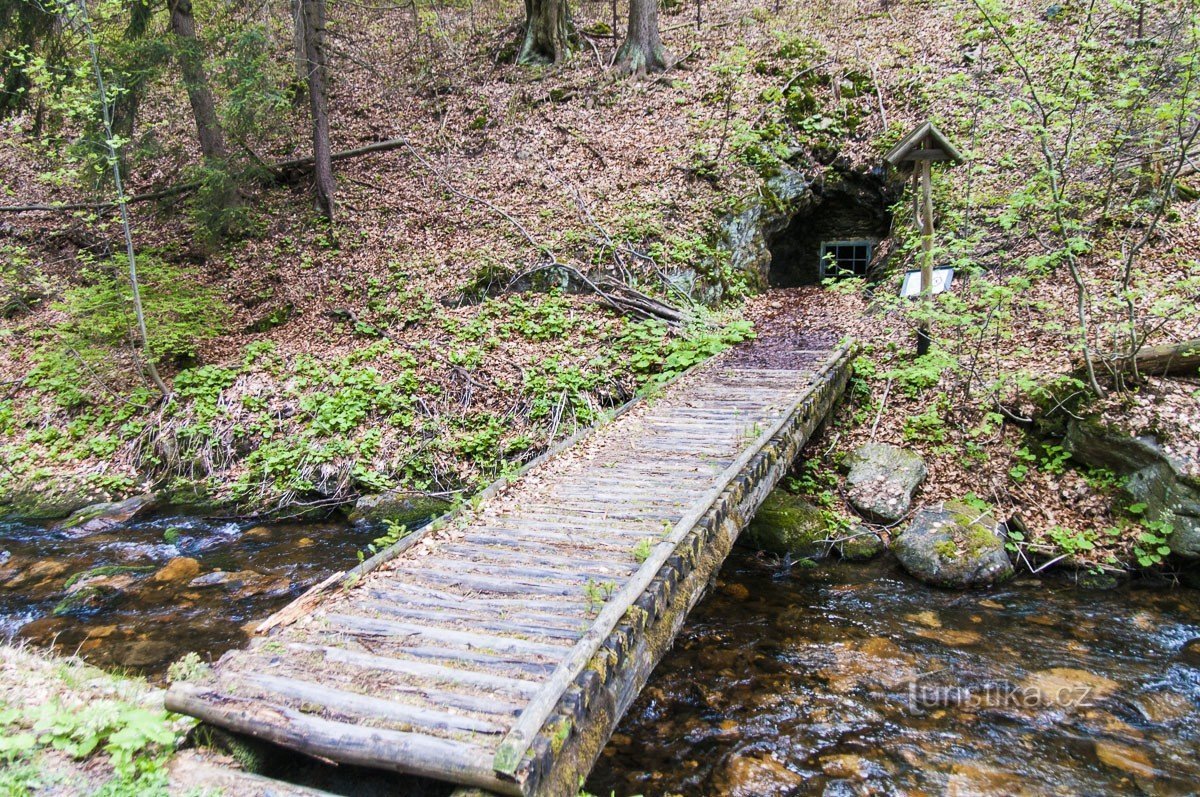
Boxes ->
[1,0,1198,573]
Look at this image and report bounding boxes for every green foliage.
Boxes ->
[357,519,411,562]
[29,255,225,407]
[0,698,180,791]
[884,351,957,397]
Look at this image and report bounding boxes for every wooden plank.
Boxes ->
[241,674,508,735]
[437,543,631,574]
[363,601,583,641]
[326,613,571,656]
[366,588,589,631]
[387,569,597,598]
[285,642,543,698]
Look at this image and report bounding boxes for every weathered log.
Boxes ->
[1108,338,1200,377]
[0,138,414,214]
[165,684,522,796]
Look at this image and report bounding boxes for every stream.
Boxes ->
[0,513,380,675]
[2,513,1198,795]
[588,555,1200,796]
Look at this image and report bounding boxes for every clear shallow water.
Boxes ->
[0,513,378,678]
[587,552,1200,796]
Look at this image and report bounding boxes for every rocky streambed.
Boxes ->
[587,551,1200,796]
[0,511,380,676]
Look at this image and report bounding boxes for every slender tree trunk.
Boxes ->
[290,0,308,103]
[518,0,573,65]
[75,0,169,400]
[168,0,226,161]
[615,0,669,76]
[298,0,335,220]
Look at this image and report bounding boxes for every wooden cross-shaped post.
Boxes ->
[885,121,964,355]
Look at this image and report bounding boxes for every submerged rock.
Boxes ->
[58,494,157,535]
[1,558,69,590]
[743,491,830,557]
[152,557,202,583]
[711,753,803,797]
[845,443,927,523]
[348,489,452,527]
[188,570,291,600]
[892,501,1013,589]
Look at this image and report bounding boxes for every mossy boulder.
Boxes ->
[0,476,108,521]
[743,490,830,557]
[845,443,927,524]
[892,501,1014,589]
[347,490,452,527]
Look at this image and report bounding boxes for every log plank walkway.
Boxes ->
[167,333,855,797]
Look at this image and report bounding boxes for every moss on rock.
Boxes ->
[743,489,830,557]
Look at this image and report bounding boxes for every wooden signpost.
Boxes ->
[884,121,964,355]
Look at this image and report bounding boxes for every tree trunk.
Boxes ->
[615,0,669,76]
[518,0,573,65]
[168,0,227,161]
[298,0,335,220]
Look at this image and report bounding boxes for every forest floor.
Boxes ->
[1,0,1198,576]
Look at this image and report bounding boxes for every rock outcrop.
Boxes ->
[1064,420,1200,559]
[347,489,452,527]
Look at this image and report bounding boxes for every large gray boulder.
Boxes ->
[845,443,927,523]
[892,501,1014,589]
[1064,420,1200,560]
[743,490,830,558]
[348,489,452,527]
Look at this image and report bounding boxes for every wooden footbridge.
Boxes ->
[167,332,855,797]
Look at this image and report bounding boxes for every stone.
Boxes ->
[1,559,69,589]
[1064,419,1200,559]
[1094,741,1156,779]
[188,570,291,600]
[913,628,983,646]
[820,754,869,780]
[152,557,201,583]
[711,753,803,797]
[58,494,157,535]
[1021,667,1120,707]
[119,639,176,669]
[891,501,1013,589]
[1179,638,1200,666]
[834,526,886,561]
[845,443,927,523]
[743,490,830,557]
[347,490,452,527]
[242,526,274,541]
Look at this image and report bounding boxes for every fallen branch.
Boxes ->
[0,137,414,214]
